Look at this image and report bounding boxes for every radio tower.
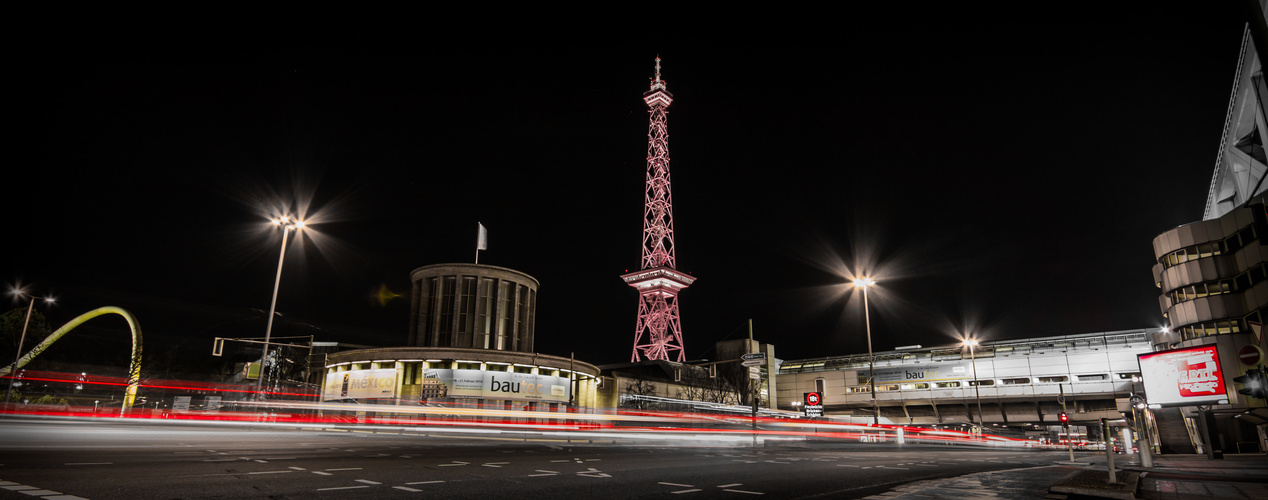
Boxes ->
[622,57,696,362]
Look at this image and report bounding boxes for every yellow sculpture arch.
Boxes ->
[1,307,142,411]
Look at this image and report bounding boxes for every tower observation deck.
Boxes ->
[624,57,695,362]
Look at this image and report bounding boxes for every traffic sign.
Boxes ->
[741,353,766,361]
[748,366,761,379]
[804,392,823,417]
[1239,345,1263,366]
[741,359,764,367]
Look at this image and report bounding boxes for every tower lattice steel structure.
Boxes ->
[622,57,696,362]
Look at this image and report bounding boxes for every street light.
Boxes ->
[5,287,55,404]
[961,336,984,437]
[853,277,877,425]
[256,215,305,397]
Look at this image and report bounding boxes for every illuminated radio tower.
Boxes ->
[622,57,696,362]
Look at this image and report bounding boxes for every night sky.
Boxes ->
[5,7,1256,374]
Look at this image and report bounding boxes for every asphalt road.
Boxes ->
[0,418,1078,499]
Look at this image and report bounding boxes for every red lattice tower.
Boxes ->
[622,57,696,362]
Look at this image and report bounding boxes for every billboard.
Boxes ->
[1138,345,1229,407]
[423,369,571,403]
[323,368,398,401]
[870,363,972,384]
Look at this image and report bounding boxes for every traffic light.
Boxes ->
[1058,411,1069,425]
[1235,368,1268,399]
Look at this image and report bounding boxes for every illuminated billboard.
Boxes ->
[322,368,398,401]
[1137,345,1229,407]
[423,369,571,403]
[871,363,972,384]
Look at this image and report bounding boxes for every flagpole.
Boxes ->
[476,222,486,264]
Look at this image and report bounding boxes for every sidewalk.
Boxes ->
[862,453,1268,500]
[1105,453,1268,499]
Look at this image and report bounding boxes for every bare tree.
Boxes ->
[675,366,741,405]
[622,379,659,409]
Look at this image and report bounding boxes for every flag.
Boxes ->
[477,222,487,250]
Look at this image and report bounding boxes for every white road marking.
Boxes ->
[723,489,764,495]
[836,464,860,467]
[326,468,362,471]
[482,462,509,468]
[577,467,610,478]
[717,483,742,488]
[660,483,694,488]
[393,486,421,492]
[2,485,35,491]
[355,479,381,485]
[316,486,369,491]
[405,481,445,485]
[248,471,293,475]
[311,472,332,476]
[289,467,306,471]
[438,461,468,467]
[672,489,702,494]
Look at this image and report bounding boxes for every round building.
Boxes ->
[320,263,600,411]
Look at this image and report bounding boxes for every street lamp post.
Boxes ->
[853,277,877,425]
[256,216,304,397]
[962,337,984,437]
[5,288,54,404]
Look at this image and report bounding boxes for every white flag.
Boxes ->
[477,223,487,250]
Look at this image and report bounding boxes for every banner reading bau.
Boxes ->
[424,369,570,403]
[870,363,972,384]
[323,368,398,400]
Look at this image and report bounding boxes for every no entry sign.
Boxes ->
[1240,345,1263,366]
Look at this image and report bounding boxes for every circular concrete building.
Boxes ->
[407,263,538,352]
[321,263,600,411]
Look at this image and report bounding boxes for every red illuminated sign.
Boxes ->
[1138,345,1229,407]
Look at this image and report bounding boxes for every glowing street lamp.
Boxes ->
[5,287,55,404]
[961,336,984,436]
[256,215,305,396]
[853,277,877,425]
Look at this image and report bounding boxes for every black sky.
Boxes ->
[6,7,1255,372]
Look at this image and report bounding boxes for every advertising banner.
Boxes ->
[323,368,398,401]
[870,363,971,384]
[423,369,571,403]
[1138,345,1228,407]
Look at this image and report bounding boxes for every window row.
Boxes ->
[1165,262,1268,305]
[1160,224,1258,269]
[846,372,1139,392]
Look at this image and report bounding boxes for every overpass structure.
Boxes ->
[776,329,1156,427]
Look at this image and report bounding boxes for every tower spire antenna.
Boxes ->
[650,56,666,91]
[623,57,694,362]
